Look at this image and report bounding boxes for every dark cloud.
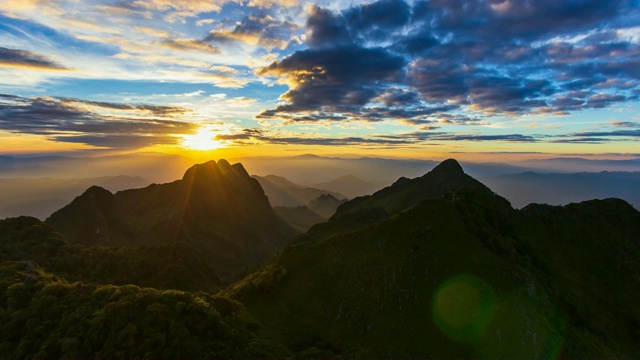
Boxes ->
[256,0,640,123]
[611,121,640,128]
[0,94,196,149]
[215,128,413,146]
[257,45,406,122]
[56,97,188,116]
[0,47,70,71]
[569,129,640,138]
[380,131,538,142]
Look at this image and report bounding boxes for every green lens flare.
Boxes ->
[432,274,497,342]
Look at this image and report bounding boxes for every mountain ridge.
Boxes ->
[45,159,298,283]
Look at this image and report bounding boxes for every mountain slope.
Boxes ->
[0,216,220,292]
[0,261,286,358]
[227,161,640,358]
[45,160,298,283]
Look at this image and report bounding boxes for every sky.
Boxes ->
[1,0,639,161]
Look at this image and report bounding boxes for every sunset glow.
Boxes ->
[181,127,227,151]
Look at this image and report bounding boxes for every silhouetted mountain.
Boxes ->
[312,174,378,199]
[228,160,640,358]
[483,171,640,209]
[46,160,298,283]
[305,159,492,241]
[308,194,347,218]
[253,175,345,207]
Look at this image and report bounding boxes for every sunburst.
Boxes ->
[181,126,226,151]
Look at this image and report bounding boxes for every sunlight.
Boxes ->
[181,126,227,151]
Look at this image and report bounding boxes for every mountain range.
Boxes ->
[1,158,639,358]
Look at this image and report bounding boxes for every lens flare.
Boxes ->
[432,274,497,342]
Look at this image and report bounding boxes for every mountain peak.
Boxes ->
[431,158,464,176]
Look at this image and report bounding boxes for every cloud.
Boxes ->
[256,45,406,122]
[128,0,228,16]
[611,121,640,128]
[255,0,640,124]
[0,94,197,149]
[204,13,300,50]
[0,47,70,71]
[215,128,414,146]
[159,38,221,54]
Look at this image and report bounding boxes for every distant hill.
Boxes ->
[228,159,640,358]
[0,152,194,183]
[45,160,298,283]
[312,174,378,199]
[308,194,347,218]
[253,174,346,206]
[273,206,327,233]
[482,171,640,209]
[0,176,150,220]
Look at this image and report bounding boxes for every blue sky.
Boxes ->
[0,0,639,160]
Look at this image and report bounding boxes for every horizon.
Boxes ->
[1,1,639,163]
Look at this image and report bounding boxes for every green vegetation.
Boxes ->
[0,261,285,359]
[0,216,220,292]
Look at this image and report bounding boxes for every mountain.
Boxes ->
[312,174,378,199]
[45,160,298,283]
[482,171,640,209]
[253,175,346,207]
[304,159,491,242]
[227,159,640,358]
[308,194,347,218]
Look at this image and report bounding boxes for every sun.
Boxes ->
[181,126,226,151]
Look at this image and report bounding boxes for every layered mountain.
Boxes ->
[227,159,640,358]
[253,174,346,207]
[45,160,297,283]
[308,194,347,218]
[483,171,640,209]
[312,174,378,199]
